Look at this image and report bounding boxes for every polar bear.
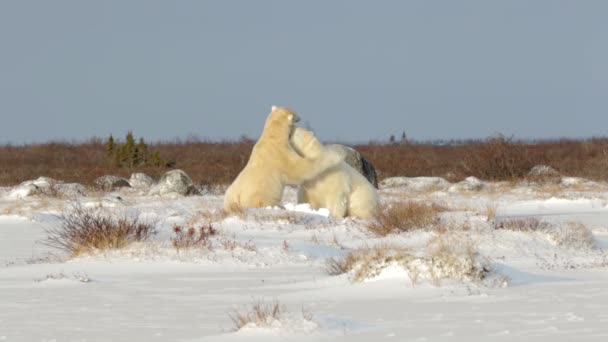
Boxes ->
[291,127,379,219]
[223,106,343,213]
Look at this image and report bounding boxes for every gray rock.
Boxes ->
[148,169,199,196]
[94,175,131,191]
[57,183,88,197]
[8,182,42,199]
[560,177,597,187]
[448,176,485,192]
[327,144,378,188]
[527,165,561,184]
[129,173,155,188]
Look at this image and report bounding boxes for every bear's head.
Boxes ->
[263,106,300,139]
[291,127,324,158]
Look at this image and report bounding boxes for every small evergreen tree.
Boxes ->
[106,132,164,168]
[106,135,115,157]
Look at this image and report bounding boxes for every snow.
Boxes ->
[1,181,608,341]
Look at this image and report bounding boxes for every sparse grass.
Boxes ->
[229,300,282,331]
[367,201,445,236]
[43,205,157,257]
[171,224,218,253]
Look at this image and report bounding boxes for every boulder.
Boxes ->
[526,165,561,185]
[560,177,597,187]
[379,176,450,191]
[57,183,88,197]
[448,176,485,192]
[8,182,42,199]
[148,169,199,196]
[129,173,155,188]
[6,177,87,198]
[94,175,131,191]
[327,144,378,188]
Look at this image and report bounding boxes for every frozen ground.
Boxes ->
[1,179,608,341]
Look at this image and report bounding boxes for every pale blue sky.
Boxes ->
[1,1,607,144]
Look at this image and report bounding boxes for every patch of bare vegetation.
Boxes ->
[327,233,491,286]
[43,205,157,257]
[367,201,445,236]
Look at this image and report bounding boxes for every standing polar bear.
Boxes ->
[291,127,379,219]
[224,106,343,213]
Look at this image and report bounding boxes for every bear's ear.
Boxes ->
[271,105,278,112]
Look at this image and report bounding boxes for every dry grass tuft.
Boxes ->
[43,205,156,257]
[483,203,498,221]
[367,201,445,236]
[229,300,282,331]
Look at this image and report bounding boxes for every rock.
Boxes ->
[448,176,485,192]
[327,144,378,188]
[526,165,561,184]
[148,169,199,196]
[94,175,131,191]
[8,183,42,199]
[6,177,88,198]
[560,177,596,187]
[57,183,88,197]
[379,176,450,191]
[129,173,155,188]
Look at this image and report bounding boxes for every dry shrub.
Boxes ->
[2,136,608,186]
[367,201,444,236]
[425,233,490,285]
[328,234,490,286]
[326,244,412,283]
[171,224,218,252]
[460,134,534,180]
[229,300,282,331]
[44,205,156,257]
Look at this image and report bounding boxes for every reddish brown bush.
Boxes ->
[1,135,608,187]
[44,205,157,257]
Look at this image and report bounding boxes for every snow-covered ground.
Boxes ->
[1,178,608,341]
